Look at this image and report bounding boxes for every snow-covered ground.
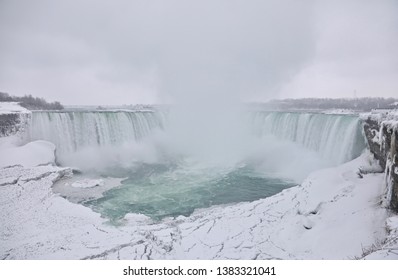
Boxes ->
[0,102,30,115]
[0,140,55,168]
[1,140,397,259]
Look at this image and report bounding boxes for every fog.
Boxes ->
[56,125,330,183]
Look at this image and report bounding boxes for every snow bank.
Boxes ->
[0,165,134,260]
[0,140,56,168]
[0,102,29,115]
[364,216,398,259]
[360,109,398,123]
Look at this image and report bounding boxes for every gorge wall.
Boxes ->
[0,114,21,137]
[0,102,30,138]
[363,112,398,212]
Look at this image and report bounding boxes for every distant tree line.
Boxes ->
[260,97,398,111]
[0,92,64,110]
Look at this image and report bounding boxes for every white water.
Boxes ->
[26,111,166,170]
[251,111,365,164]
[29,111,166,153]
[26,109,365,172]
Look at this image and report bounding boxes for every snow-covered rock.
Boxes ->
[360,109,398,123]
[0,102,31,138]
[362,111,398,212]
[0,140,56,168]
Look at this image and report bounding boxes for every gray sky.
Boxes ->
[0,0,397,105]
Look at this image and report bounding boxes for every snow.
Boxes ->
[361,109,398,123]
[322,109,357,115]
[0,140,56,168]
[71,179,104,188]
[0,102,29,115]
[0,102,31,141]
[1,140,397,259]
[363,216,398,259]
[386,216,398,235]
[52,176,124,204]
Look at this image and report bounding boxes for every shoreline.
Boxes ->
[1,144,396,259]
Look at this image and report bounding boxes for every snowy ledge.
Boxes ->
[360,109,398,124]
[1,140,397,259]
[0,102,30,115]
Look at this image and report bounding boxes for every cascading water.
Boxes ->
[250,111,366,164]
[28,110,166,154]
[32,109,366,221]
[28,110,365,164]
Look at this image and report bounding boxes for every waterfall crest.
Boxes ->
[28,110,365,166]
[29,111,166,154]
[251,111,366,164]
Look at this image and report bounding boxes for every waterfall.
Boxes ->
[27,109,365,166]
[250,111,366,164]
[28,111,166,154]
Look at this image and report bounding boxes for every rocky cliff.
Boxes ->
[0,102,31,138]
[362,111,398,212]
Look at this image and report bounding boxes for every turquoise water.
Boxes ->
[84,162,296,221]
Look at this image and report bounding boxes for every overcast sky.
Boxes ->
[0,0,397,105]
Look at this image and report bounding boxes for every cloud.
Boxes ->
[0,0,396,104]
[279,0,398,98]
